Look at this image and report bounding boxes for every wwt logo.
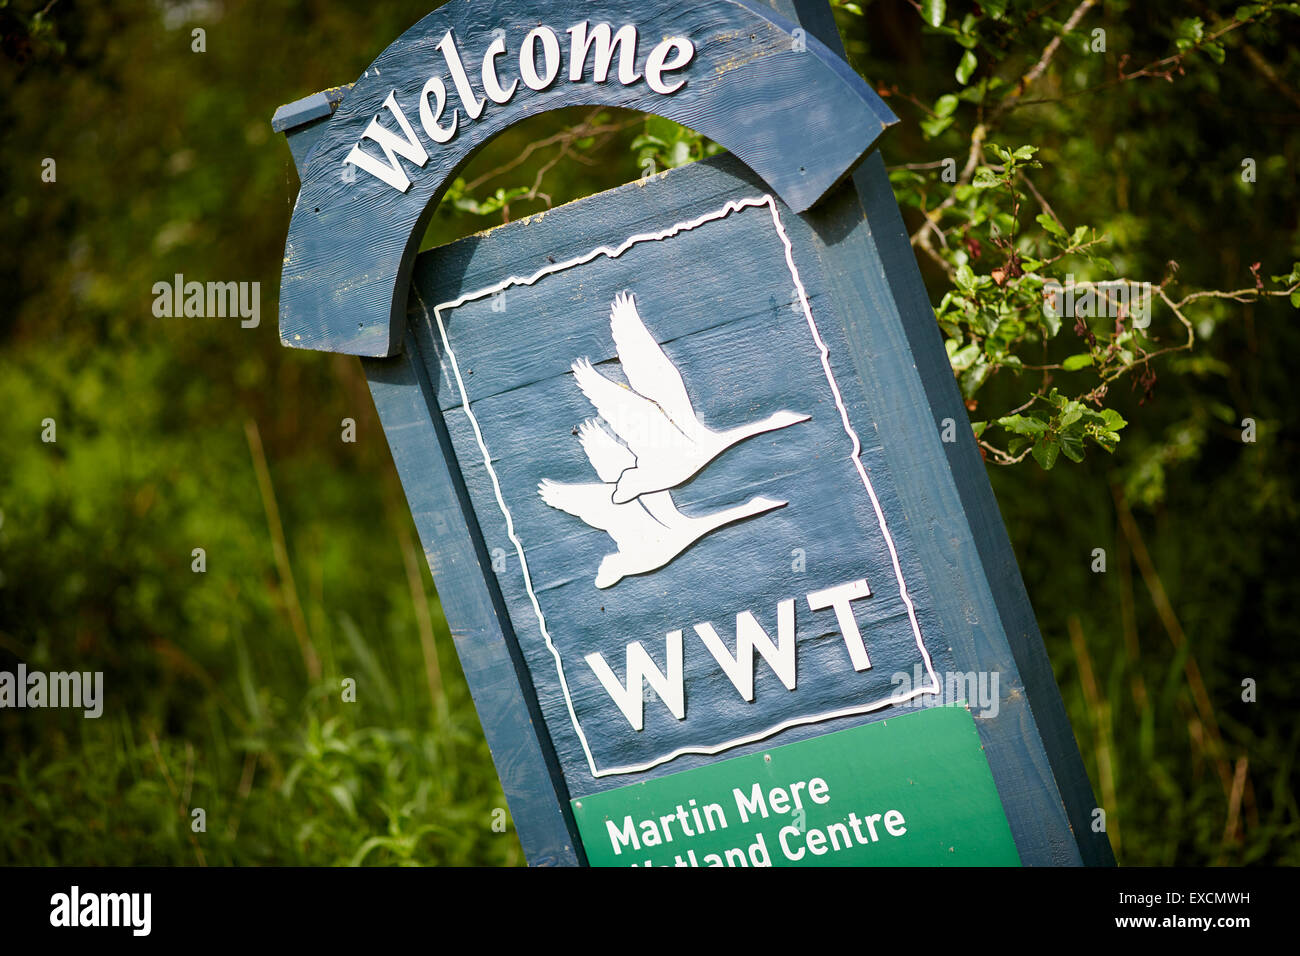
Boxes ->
[50,886,151,936]
[538,292,809,588]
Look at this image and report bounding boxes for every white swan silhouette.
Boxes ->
[538,420,786,589]
[571,292,810,504]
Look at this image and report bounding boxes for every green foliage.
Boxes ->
[878,0,1300,469]
[632,115,726,176]
[998,390,1127,470]
[0,339,523,865]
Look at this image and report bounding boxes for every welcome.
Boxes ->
[345,21,696,192]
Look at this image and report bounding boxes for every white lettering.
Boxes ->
[607,816,640,855]
[418,76,458,144]
[585,630,685,731]
[437,29,486,120]
[520,26,562,91]
[481,34,518,104]
[567,22,640,83]
[694,599,797,701]
[806,578,873,671]
[345,21,696,193]
[343,90,429,192]
[644,36,694,94]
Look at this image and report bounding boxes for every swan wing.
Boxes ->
[537,479,657,552]
[638,490,687,530]
[538,479,619,531]
[577,419,635,484]
[608,292,701,437]
[571,357,688,459]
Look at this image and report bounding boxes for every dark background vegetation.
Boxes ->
[1,0,1296,864]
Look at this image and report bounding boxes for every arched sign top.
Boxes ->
[278,0,897,357]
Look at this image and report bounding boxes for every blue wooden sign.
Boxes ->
[273,0,1113,867]
[423,180,947,779]
[276,0,893,357]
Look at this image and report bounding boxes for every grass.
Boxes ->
[0,338,525,866]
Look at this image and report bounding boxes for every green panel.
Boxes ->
[572,706,1020,867]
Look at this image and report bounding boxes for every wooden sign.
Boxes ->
[273,0,1113,867]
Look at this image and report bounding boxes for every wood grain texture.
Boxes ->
[278,0,896,357]
[275,87,351,176]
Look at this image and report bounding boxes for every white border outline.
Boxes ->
[422,195,941,778]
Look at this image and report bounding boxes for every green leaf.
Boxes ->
[1031,438,1060,470]
[1042,302,1061,337]
[328,784,357,818]
[922,0,946,28]
[961,359,991,396]
[1269,262,1300,284]
[1174,17,1204,51]
[934,93,960,117]
[956,50,977,85]
[949,342,981,371]
[1036,212,1067,237]
[1062,353,1094,371]
[997,414,1048,436]
[1100,408,1128,430]
[1291,290,1300,309]
[955,263,977,291]
[1090,430,1121,452]
[1060,431,1086,463]
[1176,17,1205,40]
[920,114,955,138]
[643,115,680,141]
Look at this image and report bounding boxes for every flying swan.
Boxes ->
[570,292,810,504]
[538,420,786,589]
